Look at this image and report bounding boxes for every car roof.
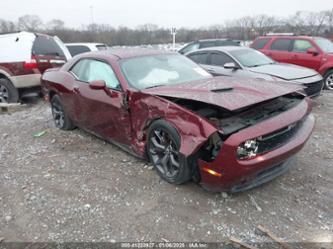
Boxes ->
[196,38,239,42]
[91,48,176,59]
[66,43,107,46]
[256,35,319,40]
[0,31,53,38]
[191,46,246,53]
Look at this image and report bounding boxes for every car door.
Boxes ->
[204,52,241,77]
[289,39,322,70]
[265,38,293,64]
[69,58,132,146]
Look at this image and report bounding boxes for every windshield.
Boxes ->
[120,54,212,90]
[230,49,275,67]
[315,38,333,53]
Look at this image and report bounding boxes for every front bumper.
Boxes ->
[230,157,294,192]
[303,80,324,97]
[198,98,315,192]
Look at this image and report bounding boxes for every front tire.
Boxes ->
[324,69,333,90]
[147,120,191,185]
[0,78,19,103]
[51,95,76,130]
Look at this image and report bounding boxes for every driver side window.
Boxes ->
[70,59,120,89]
[292,40,313,53]
[210,53,235,66]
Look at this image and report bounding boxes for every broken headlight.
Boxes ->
[237,139,259,160]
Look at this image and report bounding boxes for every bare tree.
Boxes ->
[18,15,43,31]
[0,19,17,32]
[1,10,331,46]
[325,9,333,35]
[46,19,65,31]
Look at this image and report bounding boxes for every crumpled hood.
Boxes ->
[142,76,304,111]
[248,63,318,81]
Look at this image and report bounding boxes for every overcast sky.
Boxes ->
[2,0,332,28]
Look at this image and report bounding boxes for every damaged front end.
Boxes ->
[167,93,314,192]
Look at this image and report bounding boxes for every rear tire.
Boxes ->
[147,120,191,185]
[0,78,19,103]
[324,69,333,90]
[51,95,76,130]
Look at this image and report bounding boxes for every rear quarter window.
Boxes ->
[32,35,65,57]
[270,38,292,51]
[252,38,270,49]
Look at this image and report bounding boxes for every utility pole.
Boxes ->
[171,27,177,51]
[90,6,95,25]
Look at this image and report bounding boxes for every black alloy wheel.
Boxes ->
[51,95,76,130]
[147,120,191,184]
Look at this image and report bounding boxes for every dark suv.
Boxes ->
[178,39,240,54]
[251,35,333,90]
[0,31,68,103]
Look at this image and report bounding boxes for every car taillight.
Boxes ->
[24,57,38,70]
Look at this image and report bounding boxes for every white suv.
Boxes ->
[0,31,69,103]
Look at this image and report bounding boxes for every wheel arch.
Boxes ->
[49,90,58,100]
[0,72,11,81]
[319,64,333,76]
[324,67,333,76]
[129,93,218,158]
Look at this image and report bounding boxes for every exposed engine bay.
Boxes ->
[167,94,303,136]
[165,94,304,166]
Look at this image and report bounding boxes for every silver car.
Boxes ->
[186,46,324,97]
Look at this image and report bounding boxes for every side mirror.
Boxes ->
[89,80,106,90]
[307,48,319,56]
[224,62,238,70]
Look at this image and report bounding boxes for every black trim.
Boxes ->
[231,157,295,193]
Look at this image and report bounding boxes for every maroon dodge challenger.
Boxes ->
[41,49,315,192]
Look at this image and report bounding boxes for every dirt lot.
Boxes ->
[0,92,332,246]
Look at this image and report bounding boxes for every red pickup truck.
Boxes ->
[251,35,333,90]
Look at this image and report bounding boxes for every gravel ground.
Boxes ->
[0,92,332,247]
